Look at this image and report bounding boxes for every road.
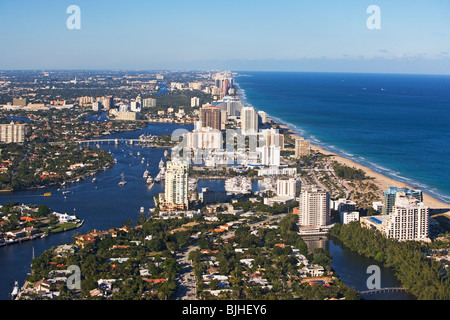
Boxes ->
[174,242,198,300]
[173,213,284,300]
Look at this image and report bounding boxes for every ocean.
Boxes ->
[234,71,450,205]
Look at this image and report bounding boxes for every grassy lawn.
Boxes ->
[41,222,79,234]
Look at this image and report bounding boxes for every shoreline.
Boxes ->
[234,80,449,211]
[277,123,450,211]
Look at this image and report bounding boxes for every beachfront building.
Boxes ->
[298,187,330,227]
[240,106,259,135]
[257,111,267,124]
[0,121,26,143]
[160,161,189,211]
[372,201,384,212]
[361,191,429,242]
[382,187,423,215]
[214,96,243,117]
[259,128,284,149]
[294,138,310,158]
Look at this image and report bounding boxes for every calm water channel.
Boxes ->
[0,122,414,300]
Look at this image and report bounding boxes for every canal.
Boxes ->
[0,122,414,300]
[302,235,416,300]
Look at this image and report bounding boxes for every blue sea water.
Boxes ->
[234,71,450,205]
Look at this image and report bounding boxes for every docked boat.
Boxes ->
[143,170,149,179]
[11,281,19,300]
[140,207,145,214]
[147,175,154,189]
[154,172,161,183]
[225,177,252,194]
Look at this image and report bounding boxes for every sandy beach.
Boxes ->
[277,123,450,211]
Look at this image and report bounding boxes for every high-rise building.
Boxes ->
[191,97,200,108]
[215,97,243,117]
[257,110,267,124]
[102,96,114,110]
[164,161,189,211]
[130,101,141,112]
[189,82,203,91]
[92,101,102,112]
[186,126,223,150]
[142,98,156,108]
[340,211,360,224]
[259,128,284,149]
[276,178,301,198]
[78,96,94,107]
[256,145,281,167]
[361,192,429,242]
[222,79,231,96]
[385,192,429,241]
[0,121,26,143]
[298,187,330,227]
[220,110,228,130]
[382,187,423,215]
[295,138,310,157]
[199,105,221,130]
[241,107,258,135]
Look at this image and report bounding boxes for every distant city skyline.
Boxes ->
[0,0,449,74]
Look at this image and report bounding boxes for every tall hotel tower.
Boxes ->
[295,138,310,158]
[241,106,259,135]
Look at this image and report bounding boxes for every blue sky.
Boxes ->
[0,0,449,74]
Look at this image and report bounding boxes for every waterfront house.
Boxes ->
[6,229,26,239]
[53,244,77,257]
[75,234,96,248]
[23,227,40,236]
[34,279,52,293]
[52,212,77,223]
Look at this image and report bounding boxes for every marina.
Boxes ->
[0,122,191,300]
[225,177,252,194]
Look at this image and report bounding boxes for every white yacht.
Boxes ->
[11,281,19,300]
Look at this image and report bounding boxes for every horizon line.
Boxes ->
[1,69,449,77]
